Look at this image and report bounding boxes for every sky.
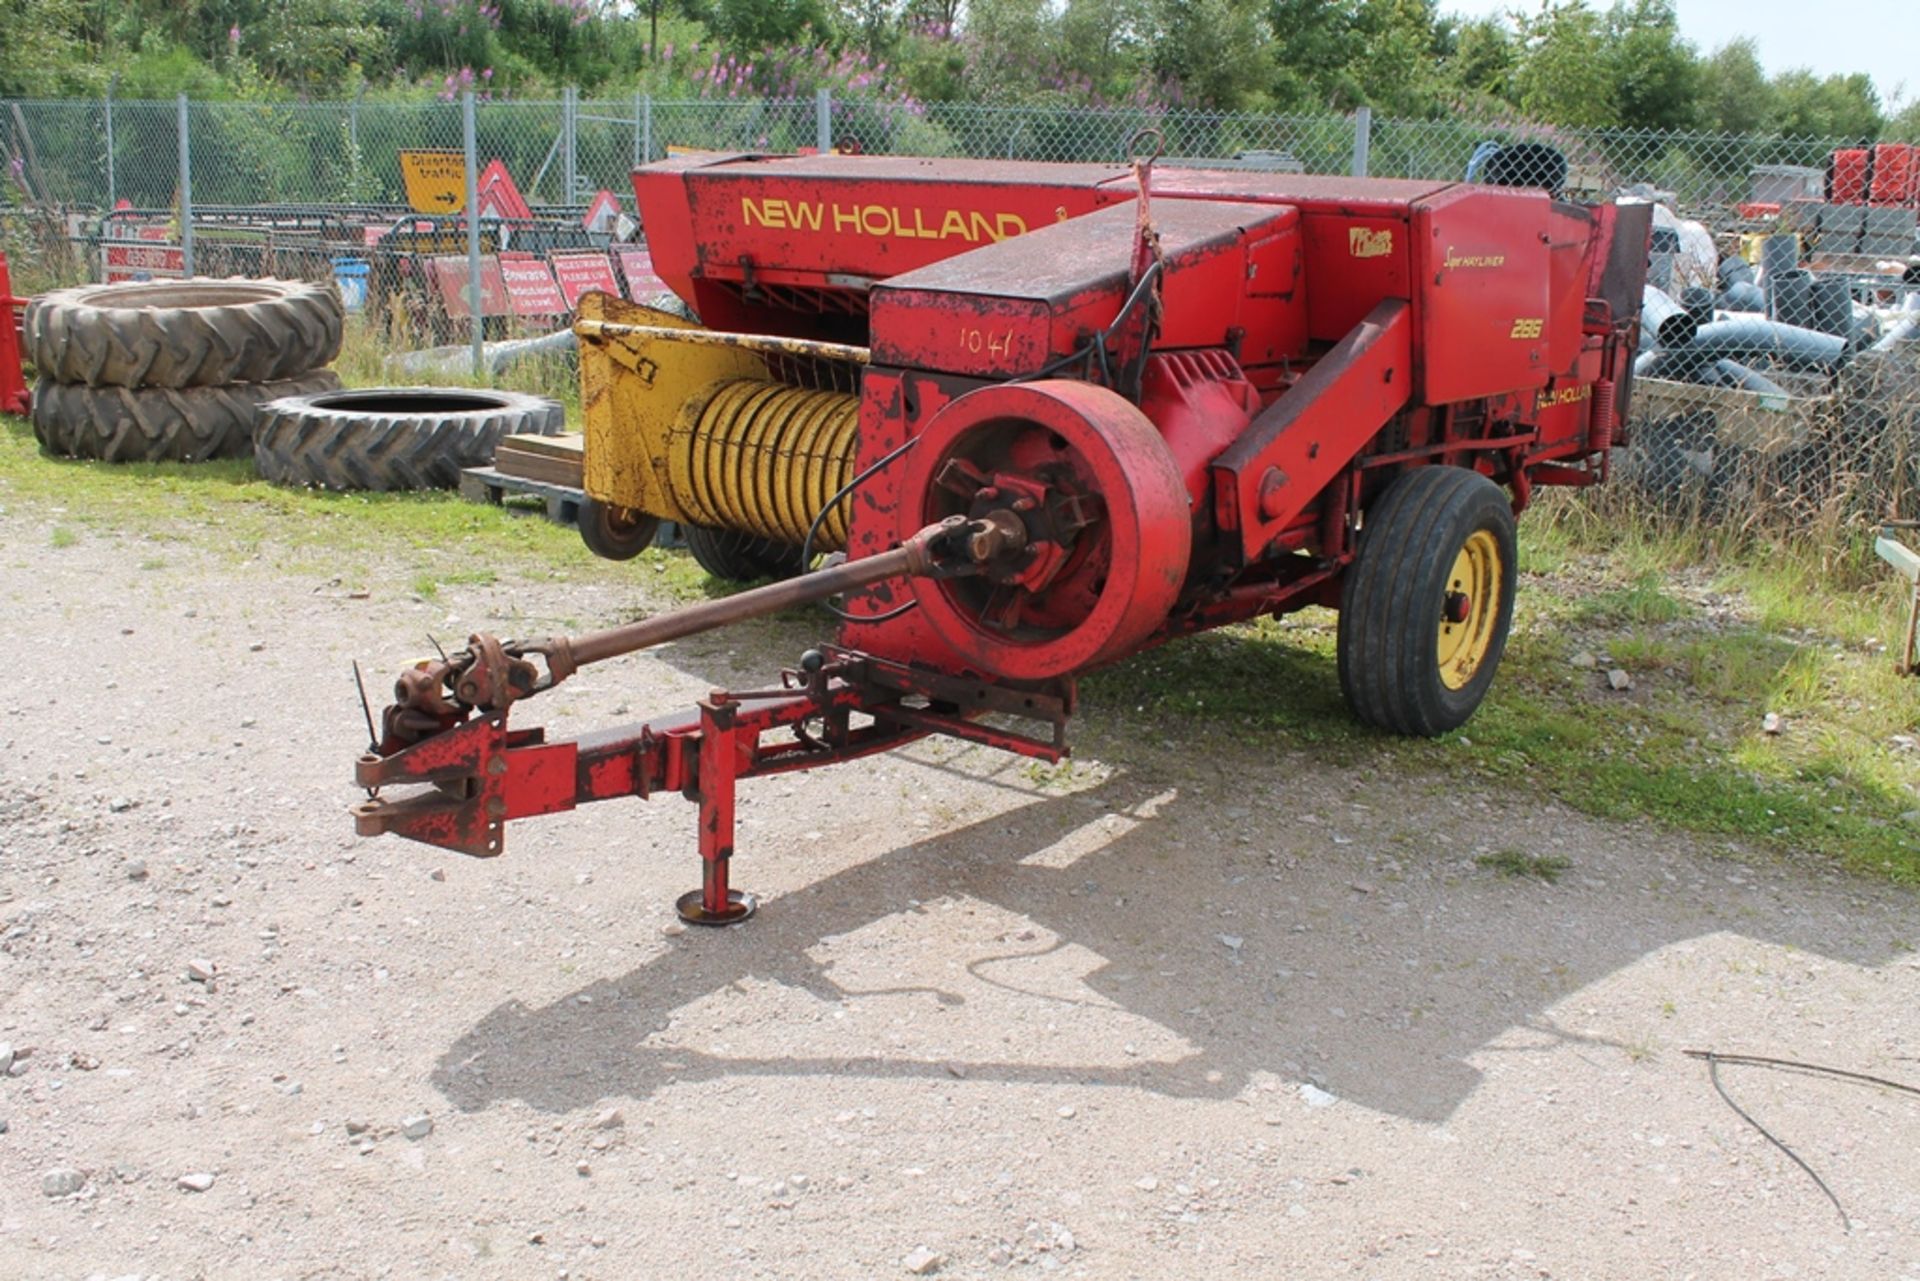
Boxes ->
[1443,0,1912,109]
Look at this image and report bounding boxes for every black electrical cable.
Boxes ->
[1696,1051,1850,1230]
[796,258,1165,625]
[1681,1048,1920,1232]
[801,434,922,623]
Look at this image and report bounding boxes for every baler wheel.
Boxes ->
[683,524,805,582]
[577,498,660,562]
[1337,466,1516,737]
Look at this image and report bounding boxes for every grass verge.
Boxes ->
[1089,495,1920,884]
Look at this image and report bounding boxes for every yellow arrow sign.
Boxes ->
[399,149,468,215]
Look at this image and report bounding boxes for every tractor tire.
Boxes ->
[577,497,661,561]
[253,387,564,491]
[683,524,805,582]
[27,278,344,390]
[31,372,341,463]
[1337,466,1517,737]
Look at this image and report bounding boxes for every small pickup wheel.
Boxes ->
[683,524,804,582]
[1337,466,1516,736]
[577,498,660,561]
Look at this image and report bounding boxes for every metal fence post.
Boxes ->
[464,91,483,379]
[177,93,194,276]
[643,94,653,168]
[816,88,831,153]
[632,90,642,168]
[562,86,578,202]
[349,85,362,163]
[1351,106,1372,178]
[103,79,115,210]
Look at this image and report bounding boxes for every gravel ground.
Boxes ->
[2,513,1918,1281]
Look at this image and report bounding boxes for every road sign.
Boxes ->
[102,242,186,282]
[499,254,567,317]
[429,255,510,318]
[399,150,468,215]
[550,252,621,309]
[616,247,667,299]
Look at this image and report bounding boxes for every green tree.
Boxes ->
[1349,0,1446,117]
[1266,0,1361,110]
[1147,0,1273,109]
[1769,69,1882,140]
[1697,39,1771,134]
[1606,0,1698,130]
[1514,3,1618,128]
[1447,16,1516,105]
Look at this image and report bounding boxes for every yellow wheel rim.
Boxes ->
[1437,529,1502,691]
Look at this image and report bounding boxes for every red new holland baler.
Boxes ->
[354,151,1651,923]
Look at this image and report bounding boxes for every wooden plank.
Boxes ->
[497,432,582,460]
[494,432,584,487]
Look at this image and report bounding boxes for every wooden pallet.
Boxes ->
[494,431,584,488]
[458,465,583,524]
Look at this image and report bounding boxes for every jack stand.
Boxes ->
[676,694,757,925]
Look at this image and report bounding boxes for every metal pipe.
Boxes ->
[1872,314,1920,351]
[1808,276,1853,338]
[177,93,193,276]
[1683,315,1849,371]
[1717,281,1766,312]
[560,543,922,670]
[573,318,871,364]
[1642,284,1698,348]
[1769,267,1813,329]
[1680,285,1716,326]
[463,91,483,379]
[1757,233,1798,288]
[1718,255,1755,289]
[1351,106,1371,178]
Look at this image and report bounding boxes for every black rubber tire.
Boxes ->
[683,524,805,582]
[1337,466,1517,737]
[577,497,661,561]
[253,387,564,491]
[31,372,341,463]
[26,278,344,390]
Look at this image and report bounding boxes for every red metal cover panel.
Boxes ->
[1411,185,1552,402]
[869,200,1298,377]
[1298,212,1410,342]
[634,155,1136,297]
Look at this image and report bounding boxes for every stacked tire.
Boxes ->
[253,386,565,491]
[26,278,344,463]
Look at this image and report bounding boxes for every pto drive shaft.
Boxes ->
[379,511,1027,743]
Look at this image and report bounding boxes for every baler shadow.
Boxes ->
[431,750,1908,1126]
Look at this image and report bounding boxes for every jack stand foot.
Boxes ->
[676,888,757,926]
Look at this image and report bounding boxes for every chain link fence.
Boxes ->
[2,92,1917,522]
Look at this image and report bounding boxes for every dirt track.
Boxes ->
[2,515,1917,1280]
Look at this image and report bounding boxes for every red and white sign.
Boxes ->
[498,253,567,317]
[429,255,510,318]
[477,160,531,221]
[581,189,622,234]
[616,247,667,299]
[550,252,620,309]
[103,242,186,282]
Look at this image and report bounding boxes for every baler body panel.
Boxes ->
[1410,184,1552,402]
[870,199,1305,378]
[609,152,1646,677]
